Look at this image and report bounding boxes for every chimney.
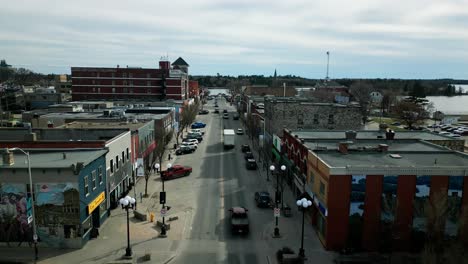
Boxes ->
[378,144,389,152]
[2,149,14,165]
[338,141,349,154]
[345,130,357,140]
[386,130,395,140]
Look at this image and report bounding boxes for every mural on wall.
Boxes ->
[381,176,398,223]
[446,176,463,237]
[413,176,431,232]
[348,175,366,250]
[0,183,32,245]
[34,183,80,248]
[350,175,366,216]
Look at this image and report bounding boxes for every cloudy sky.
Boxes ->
[1,0,468,78]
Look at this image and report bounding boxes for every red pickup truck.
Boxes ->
[161,165,192,181]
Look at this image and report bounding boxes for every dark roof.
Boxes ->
[172,57,189,67]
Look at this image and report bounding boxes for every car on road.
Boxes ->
[254,192,272,208]
[188,131,203,138]
[246,159,257,170]
[233,113,240,120]
[183,138,199,145]
[161,165,193,181]
[223,113,229,119]
[185,134,202,143]
[244,152,254,160]
[191,122,206,129]
[241,145,251,152]
[391,122,401,126]
[223,109,228,113]
[181,141,198,150]
[236,128,244,135]
[175,146,195,155]
[214,109,219,114]
[229,207,249,235]
[198,110,209,115]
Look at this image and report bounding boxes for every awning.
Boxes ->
[271,147,280,161]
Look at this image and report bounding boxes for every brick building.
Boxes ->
[71,58,190,101]
[279,129,468,252]
[189,80,199,98]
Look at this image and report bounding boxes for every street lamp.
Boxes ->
[154,163,160,174]
[8,148,38,260]
[119,195,136,257]
[280,165,286,209]
[270,165,281,238]
[296,197,312,259]
[160,163,171,237]
[268,164,274,182]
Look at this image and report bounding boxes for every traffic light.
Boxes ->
[160,191,166,204]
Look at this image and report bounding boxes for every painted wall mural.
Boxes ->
[381,176,398,223]
[412,176,431,233]
[0,183,32,245]
[446,176,463,237]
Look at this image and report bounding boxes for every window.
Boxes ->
[123,88,128,93]
[110,159,114,174]
[96,72,100,78]
[92,171,96,190]
[92,80,96,85]
[112,80,115,85]
[112,72,115,78]
[98,166,103,184]
[84,176,89,196]
[112,87,115,93]
[147,89,151,93]
[328,114,334,124]
[97,87,101,93]
[129,80,133,86]
[126,148,129,161]
[122,73,127,78]
[147,81,151,86]
[297,114,304,125]
[92,87,96,93]
[129,73,133,78]
[146,73,151,78]
[116,155,119,169]
[319,181,325,195]
[123,80,127,86]
[122,151,125,164]
[313,114,319,124]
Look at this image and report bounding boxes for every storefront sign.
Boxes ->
[137,158,144,177]
[88,192,105,214]
[272,134,281,152]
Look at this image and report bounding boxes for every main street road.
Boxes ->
[168,97,333,264]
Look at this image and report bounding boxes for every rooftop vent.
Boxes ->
[389,154,402,159]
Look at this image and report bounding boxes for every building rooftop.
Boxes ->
[0,149,108,169]
[62,121,151,131]
[290,130,462,142]
[305,139,449,152]
[0,128,129,142]
[171,57,189,67]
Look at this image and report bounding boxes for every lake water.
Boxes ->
[426,95,468,114]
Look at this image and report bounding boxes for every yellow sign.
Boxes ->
[88,192,105,214]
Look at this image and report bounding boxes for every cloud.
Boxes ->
[1,0,467,78]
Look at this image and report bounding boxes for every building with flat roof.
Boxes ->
[71,58,190,101]
[277,129,468,252]
[0,149,108,248]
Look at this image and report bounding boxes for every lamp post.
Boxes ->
[160,163,170,237]
[296,197,312,259]
[270,165,281,237]
[280,165,286,209]
[8,148,38,260]
[119,195,136,257]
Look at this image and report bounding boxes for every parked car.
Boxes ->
[246,159,257,170]
[214,109,219,114]
[188,131,203,138]
[176,146,195,155]
[161,165,193,180]
[223,109,228,113]
[254,192,272,208]
[198,110,209,115]
[236,128,244,135]
[391,122,401,126]
[450,134,462,138]
[191,122,206,129]
[233,113,240,120]
[241,145,251,152]
[183,138,199,144]
[181,141,198,150]
[190,129,205,135]
[229,207,249,235]
[223,113,229,119]
[244,152,254,160]
[185,134,202,143]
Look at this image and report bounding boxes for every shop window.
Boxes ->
[82,216,92,237]
[319,181,325,195]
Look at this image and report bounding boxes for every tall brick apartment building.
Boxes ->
[71,58,190,101]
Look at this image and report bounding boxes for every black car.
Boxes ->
[176,146,195,155]
[246,159,257,170]
[244,152,254,160]
[223,109,228,113]
[254,192,272,208]
[233,113,240,120]
[198,110,209,115]
[214,109,219,114]
[241,145,251,152]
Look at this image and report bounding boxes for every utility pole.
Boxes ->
[326,51,330,81]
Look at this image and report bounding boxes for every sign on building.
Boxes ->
[137,158,144,177]
[273,134,282,152]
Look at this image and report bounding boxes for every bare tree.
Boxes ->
[143,126,173,197]
[350,81,373,124]
[175,102,199,144]
[394,98,432,129]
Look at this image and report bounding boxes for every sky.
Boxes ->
[1,0,468,79]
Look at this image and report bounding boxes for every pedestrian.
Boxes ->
[168,153,171,160]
